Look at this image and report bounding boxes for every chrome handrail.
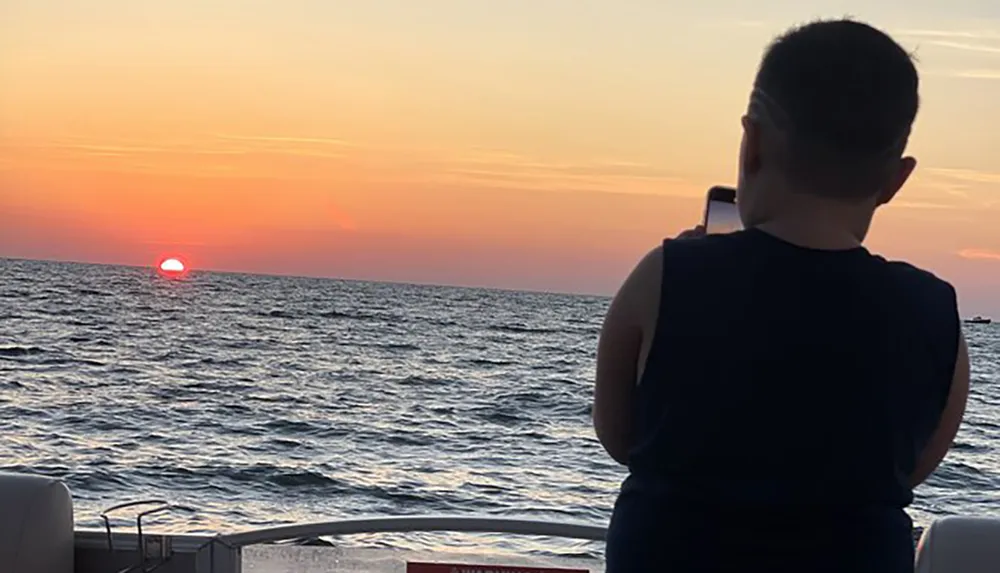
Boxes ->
[98,499,197,573]
[100,500,171,552]
[221,515,607,547]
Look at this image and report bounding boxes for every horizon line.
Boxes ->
[0,255,611,300]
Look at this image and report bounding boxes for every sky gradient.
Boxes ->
[2,1,999,315]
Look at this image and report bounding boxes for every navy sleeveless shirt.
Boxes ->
[605,228,960,573]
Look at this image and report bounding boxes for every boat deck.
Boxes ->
[73,514,927,573]
[243,545,604,573]
[74,515,607,573]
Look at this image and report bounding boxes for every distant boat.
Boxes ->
[964,316,992,325]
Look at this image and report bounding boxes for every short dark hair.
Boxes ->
[752,19,919,199]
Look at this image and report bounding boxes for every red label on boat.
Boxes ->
[407,562,588,573]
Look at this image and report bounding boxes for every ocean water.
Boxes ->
[1,257,999,559]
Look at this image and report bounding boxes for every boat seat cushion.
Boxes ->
[0,472,74,573]
[915,516,1000,573]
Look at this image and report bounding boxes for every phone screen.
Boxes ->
[705,199,743,235]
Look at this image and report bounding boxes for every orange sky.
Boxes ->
[2,1,999,314]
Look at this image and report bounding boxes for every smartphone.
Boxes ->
[703,186,742,235]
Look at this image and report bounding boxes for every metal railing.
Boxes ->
[81,507,607,573]
[222,514,608,547]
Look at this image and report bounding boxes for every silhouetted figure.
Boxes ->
[593,18,969,573]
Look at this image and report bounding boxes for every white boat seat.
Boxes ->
[915,516,1000,573]
[0,472,74,573]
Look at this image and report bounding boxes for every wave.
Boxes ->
[397,374,450,387]
[260,308,375,321]
[465,357,514,366]
[377,343,419,351]
[158,463,352,490]
[0,346,105,367]
[0,345,46,358]
[319,310,369,320]
[490,325,559,334]
[261,309,297,319]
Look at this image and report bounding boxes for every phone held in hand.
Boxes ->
[703,186,742,235]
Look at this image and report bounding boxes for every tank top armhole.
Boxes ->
[637,239,675,386]
[938,281,962,412]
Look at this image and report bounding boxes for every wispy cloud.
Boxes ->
[927,168,1000,184]
[60,143,174,154]
[958,248,1000,261]
[1,134,359,166]
[141,240,212,247]
[415,149,688,196]
[4,132,693,196]
[895,29,1000,41]
[927,67,1000,80]
[701,24,1000,43]
[950,69,1000,79]
[892,200,959,210]
[447,152,680,181]
[891,28,1000,62]
[929,40,1000,54]
[905,168,1000,211]
[912,178,971,199]
[211,134,356,147]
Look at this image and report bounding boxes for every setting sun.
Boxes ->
[158,258,187,276]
